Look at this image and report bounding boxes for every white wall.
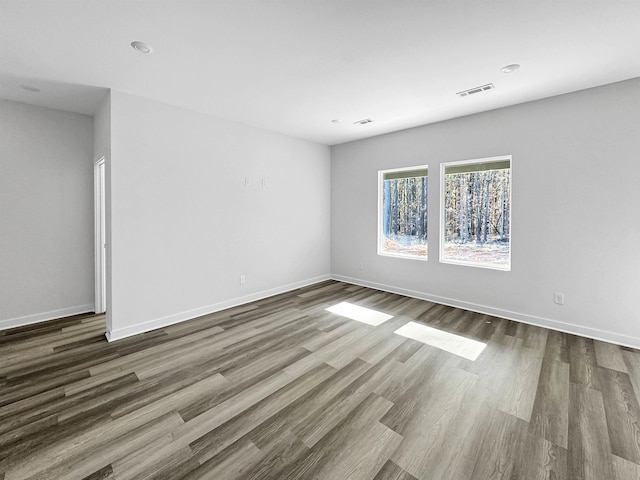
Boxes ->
[107,91,331,340]
[93,91,111,329]
[93,92,110,161]
[0,99,94,329]
[331,78,640,348]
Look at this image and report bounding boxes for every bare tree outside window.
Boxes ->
[379,166,428,259]
[441,157,511,270]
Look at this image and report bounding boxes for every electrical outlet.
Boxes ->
[554,292,564,305]
[358,262,364,270]
[240,275,245,285]
[244,177,250,186]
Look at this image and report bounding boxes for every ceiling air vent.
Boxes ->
[353,118,373,125]
[456,83,495,97]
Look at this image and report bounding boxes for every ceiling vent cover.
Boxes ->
[353,118,373,125]
[456,83,495,97]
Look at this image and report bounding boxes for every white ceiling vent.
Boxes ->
[456,83,495,97]
[353,118,373,125]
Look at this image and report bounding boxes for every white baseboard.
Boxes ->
[0,304,95,332]
[331,274,640,350]
[10,274,635,350]
[106,274,332,342]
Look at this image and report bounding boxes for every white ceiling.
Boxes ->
[1,0,639,146]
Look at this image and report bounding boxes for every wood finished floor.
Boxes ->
[2,281,640,480]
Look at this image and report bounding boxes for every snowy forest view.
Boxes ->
[443,163,511,268]
[381,170,428,257]
[380,161,511,268]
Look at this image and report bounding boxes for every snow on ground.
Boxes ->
[382,235,509,266]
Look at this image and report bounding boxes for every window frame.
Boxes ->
[377,164,429,261]
[439,155,512,271]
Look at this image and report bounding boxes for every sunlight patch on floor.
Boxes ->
[394,321,486,361]
[325,302,394,326]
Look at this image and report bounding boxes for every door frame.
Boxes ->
[94,156,106,314]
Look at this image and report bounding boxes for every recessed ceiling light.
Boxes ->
[20,84,41,92]
[331,119,341,124]
[131,41,153,54]
[500,64,520,74]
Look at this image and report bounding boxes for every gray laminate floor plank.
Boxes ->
[612,454,640,480]
[387,364,478,479]
[373,460,418,480]
[622,349,640,408]
[568,335,602,390]
[1,280,639,479]
[529,356,570,448]
[188,363,336,464]
[568,382,615,480]
[599,366,640,464]
[595,340,629,373]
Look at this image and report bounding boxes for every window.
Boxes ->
[378,166,428,259]
[440,156,511,270]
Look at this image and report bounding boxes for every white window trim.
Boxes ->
[439,155,512,271]
[377,164,429,261]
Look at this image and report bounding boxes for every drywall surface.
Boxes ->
[331,78,640,347]
[0,100,94,328]
[93,91,110,161]
[107,91,330,339]
[93,92,111,328]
